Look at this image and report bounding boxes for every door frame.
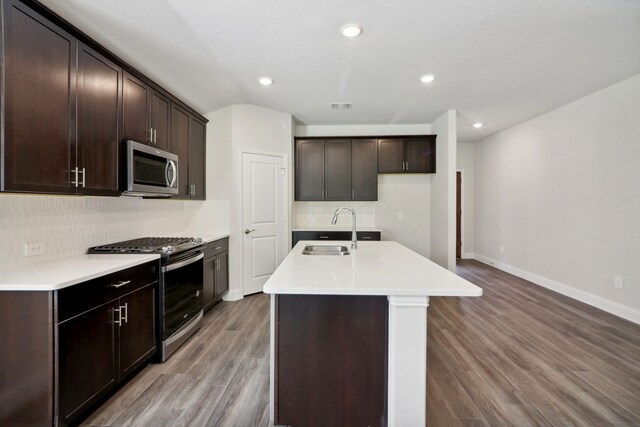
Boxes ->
[456,169,467,259]
[239,149,289,296]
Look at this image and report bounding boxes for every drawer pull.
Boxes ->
[319,236,330,239]
[109,280,131,288]
[362,236,372,239]
[214,246,222,250]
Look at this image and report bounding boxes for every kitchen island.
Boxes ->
[263,240,482,427]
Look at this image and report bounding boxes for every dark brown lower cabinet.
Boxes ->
[292,230,381,247]
[203,238,229,311]
[275,294,388,427]
[0,261,158,427]
[57,302,118,424]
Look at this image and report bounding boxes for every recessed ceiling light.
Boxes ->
[419,74,436,84]
[340,24,362,38]
[258,77,274,86]
[473,122,483,129]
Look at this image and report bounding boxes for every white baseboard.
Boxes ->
[222,289,243,301]
[462,252,475,259]
[473,254,640,325]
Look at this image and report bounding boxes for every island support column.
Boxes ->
[387,295,430,426]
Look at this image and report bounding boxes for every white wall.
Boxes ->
[456,142,475,258]
[430,110,457,270]
[224,105,293,300]
[474,73,640,323]
[295,124,434,258]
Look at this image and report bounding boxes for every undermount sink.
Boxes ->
[302,245,350,256]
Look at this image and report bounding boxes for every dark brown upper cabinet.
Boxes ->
[295,138,378,201]
[170,103,206,200]
[1,0,208,197]
[378,136,436,174]
[1,0,76,194]
[77,43,121,196]
[351,139,378,200]
[189,117,207,200]
[123,72,170,151]
[1,1,120,196]
[324,139,351,201]
[296,139,325,200]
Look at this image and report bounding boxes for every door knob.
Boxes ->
[244,228,256,234]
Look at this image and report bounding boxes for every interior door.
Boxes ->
[242,152,287,296]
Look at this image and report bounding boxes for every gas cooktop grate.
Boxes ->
[89,237,200,253]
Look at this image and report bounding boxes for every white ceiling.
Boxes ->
[40,0,640,141]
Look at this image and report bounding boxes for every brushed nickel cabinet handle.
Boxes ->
[109,280,131,288]
[71,167,79,187]
[114,306,122,326]
[121,303,128,324]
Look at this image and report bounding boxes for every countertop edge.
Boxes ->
[0,254,160,291]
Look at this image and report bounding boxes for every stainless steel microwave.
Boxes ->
[123,140,179,197]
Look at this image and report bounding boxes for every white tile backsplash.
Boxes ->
[0,194,230,272]
[293,201,376,228]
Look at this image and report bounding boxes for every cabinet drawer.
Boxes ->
[56,260,158,323]
[204,238,229,258]
[357,231,381,241]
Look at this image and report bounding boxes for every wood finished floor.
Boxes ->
[82,260,640,426]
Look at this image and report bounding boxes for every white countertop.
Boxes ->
[0,254,159,291]
[263,241,482,297]
[198,231,230,243]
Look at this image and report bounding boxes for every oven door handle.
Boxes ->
[162,253,204,273]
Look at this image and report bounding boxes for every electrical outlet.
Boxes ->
[499,246,505,254]
[397,212,404,220]
[25,242,46,257]
[614,276,623,290]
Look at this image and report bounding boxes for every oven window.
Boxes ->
[162,256,204,339]
[133,152,167,187]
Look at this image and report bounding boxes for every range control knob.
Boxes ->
[161,245,175,254]
[192,237,203,244]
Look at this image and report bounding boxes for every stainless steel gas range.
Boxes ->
[89,237,205,361]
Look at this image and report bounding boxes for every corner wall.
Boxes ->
[474,73,640,323]
[430,110,457,270]
[227,105,293,300]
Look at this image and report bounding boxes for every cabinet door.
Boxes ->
[377,139,404,173]
[405,137,436,173]
[324,140,351,201]
[203,256,216,311]
[170,104,191,198]
[150,91,171,151]
[214,252,229,301]
[2,0,76,193]
[57,303,118,424]
[351,139,378,200]
[123,73,150,144]
[295,140,324,201]
[76,43,121,196]
[189,117,207,200]
[119,284,156,378]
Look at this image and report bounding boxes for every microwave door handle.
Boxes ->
[166,160,177,187]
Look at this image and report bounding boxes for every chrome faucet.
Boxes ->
[331,206,358,249]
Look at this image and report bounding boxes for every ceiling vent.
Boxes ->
[331,102,353,110]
